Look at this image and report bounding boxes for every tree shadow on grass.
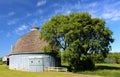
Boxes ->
[96,65,120,70]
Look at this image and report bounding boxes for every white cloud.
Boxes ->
[98,0,120,21]
[15,25,28,34]
[74,0,81,10]
[0,12,15,18]
[6,32,11,37]
[54,4,72,15]
[52,3,59,7]
[7,18,19,25]
[102,13,113,19]
[26,13,32,17]
[32,20,38,25]
[8,12,15,16]
[29,19,39,26]
[36,0,46,7]
[7,20,16,25]
[85,2,98,8]
[0,30,3,34]
[112,17,120,21]
[54,0,81,15]
[78,0,120,21]
[66,10,71,15]
[37,9,43,14]
[17,25,27,31]
[102,10,120,21]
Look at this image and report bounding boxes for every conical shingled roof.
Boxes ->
[10,27,47,54]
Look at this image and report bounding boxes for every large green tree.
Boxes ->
[41,12,114,71]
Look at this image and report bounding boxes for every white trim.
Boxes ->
[28,56,49,59]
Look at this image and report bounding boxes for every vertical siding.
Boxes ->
[9,54,29,71]
[9,53,58,72]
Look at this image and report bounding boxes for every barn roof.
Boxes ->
[10,26,47,54]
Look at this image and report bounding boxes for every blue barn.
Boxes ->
[9,26,60,72]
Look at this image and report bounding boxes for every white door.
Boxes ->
[29,58,43,72]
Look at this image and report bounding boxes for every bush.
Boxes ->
[69,54,95,72]
[0,58,2,65]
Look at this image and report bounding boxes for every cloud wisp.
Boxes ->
[15,25,28,35]
[36,0,47,7]
[101,1,120,21]
[6,32,11,37]
[53,0,81,15]
[7,19,19,25]
[102,10,120,21]
[8,12,15,16]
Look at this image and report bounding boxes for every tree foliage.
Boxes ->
[91,54,104,63]
[41,12,114,71]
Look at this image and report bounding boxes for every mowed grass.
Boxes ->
[0,65,100,77]
[78,63,120,77]
[1,64,120,77]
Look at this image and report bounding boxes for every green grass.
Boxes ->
[0,65,100,77]
[1,64,120,77]
[77,63,120,77]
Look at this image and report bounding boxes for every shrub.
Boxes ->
[69,54,95,72]
[0,58,2,65]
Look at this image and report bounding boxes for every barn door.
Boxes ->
[29,58,43,72]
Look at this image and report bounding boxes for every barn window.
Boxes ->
[31,61,33,63]
[38,60,40,63]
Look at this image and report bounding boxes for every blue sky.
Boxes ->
[0,0,120,57]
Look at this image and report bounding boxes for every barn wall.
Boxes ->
[9,53,57,72]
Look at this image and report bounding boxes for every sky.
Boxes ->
[0,0,120,57]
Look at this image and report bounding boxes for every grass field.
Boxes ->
[0,64,120,77]
[0,65,100,77]
[78,63,120,77]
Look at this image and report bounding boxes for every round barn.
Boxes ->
[9,26,60,72]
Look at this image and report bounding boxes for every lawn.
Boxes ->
[0,64,120,77]
[78,63,120,77]
[0,65,100,77]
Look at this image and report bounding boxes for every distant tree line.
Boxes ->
[105,52,120,64]
[80,52,120,64]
